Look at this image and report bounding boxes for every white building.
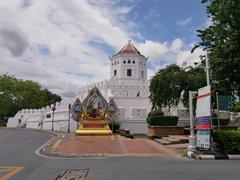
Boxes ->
[7,41,189,133]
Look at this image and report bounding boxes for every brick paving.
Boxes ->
[54,135,182,157]
[57,136,122,154]
[122,139,160,154]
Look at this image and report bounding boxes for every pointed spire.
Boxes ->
[112,41,145,57]
[119,40,140,54]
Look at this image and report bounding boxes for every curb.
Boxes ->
[187,150,240,160]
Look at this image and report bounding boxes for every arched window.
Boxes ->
[123,60,126,64]
[128,60,131,64]
[133,61,135,64]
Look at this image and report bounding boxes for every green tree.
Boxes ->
[232,101,240,112]
[149,64,207,110]
[193,0,240,97]
[183,67,207,106]
[0,74,61,122]
[149,64,188,110]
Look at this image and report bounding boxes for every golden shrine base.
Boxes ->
[75,118,112,135]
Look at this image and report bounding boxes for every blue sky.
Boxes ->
[0,0,208,99]
[125,0,207,43]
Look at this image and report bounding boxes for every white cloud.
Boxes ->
[0,0,204,100]
[176,46,204,67]
[0,0,134,100]
[176,17,192,28]
[138,39,204,74]
[171,38,183,52]
[138,38,203,64]
[139,40,169,60]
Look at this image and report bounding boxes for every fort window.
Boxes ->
[127,69,132,76]
[114,70,117,76]
[123,60,126,64]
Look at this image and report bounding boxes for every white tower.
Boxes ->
[109,41,149,108]
[110,40,148,83]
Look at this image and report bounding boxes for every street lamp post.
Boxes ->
[51,106,56,131]
[68,104,71,133]
[205,53,210,86]
[188,91,197,152]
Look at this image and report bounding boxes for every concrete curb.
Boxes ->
[187,150,240,160]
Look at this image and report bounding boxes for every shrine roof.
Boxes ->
[112,40,146,58]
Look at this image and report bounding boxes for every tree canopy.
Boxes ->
[149,64,206,110]
[193,0,240,97]
[0,74,61,120]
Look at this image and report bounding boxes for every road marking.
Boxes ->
[0,166,24,180]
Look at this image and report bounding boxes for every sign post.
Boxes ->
[196,85,212,150]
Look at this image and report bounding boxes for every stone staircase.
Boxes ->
[153,135,189,145]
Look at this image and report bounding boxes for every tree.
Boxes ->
[0,74,61,122]
[193,0,240,97]
[149,64,188,110]
[183,67,207,107]
[149,64,207,110]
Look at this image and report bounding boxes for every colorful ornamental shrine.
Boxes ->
[72,87,118,135]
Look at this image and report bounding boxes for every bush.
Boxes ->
[212,118,230,126]
[211,113,230,126]
[147,116,179,126]
[108,120,121,132]
[213,130,240,154]
[148,110,164,117]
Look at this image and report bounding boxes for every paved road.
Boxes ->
[0,128,240,180]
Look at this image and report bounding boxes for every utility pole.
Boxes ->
[188,91,197,152]
[51,106,56,131]
[216,92,220,131]
[68,104,71,133]
[206,53,210,86]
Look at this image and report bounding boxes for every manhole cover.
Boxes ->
[56,169,89,180]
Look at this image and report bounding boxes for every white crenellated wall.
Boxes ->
[7,100,78,132]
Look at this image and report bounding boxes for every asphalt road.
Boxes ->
[0,128,240,180]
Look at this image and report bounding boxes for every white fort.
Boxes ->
[7,41,189,133]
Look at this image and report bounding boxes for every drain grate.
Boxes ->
[56,169,89,180]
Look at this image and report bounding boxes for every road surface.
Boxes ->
[0,128,239,180]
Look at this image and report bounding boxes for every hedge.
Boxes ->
[213,130,240,154]
[108,120,121,132]
[212,118,230,126]
[147,116,179,126]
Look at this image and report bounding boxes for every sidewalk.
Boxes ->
[39,133,185,158]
